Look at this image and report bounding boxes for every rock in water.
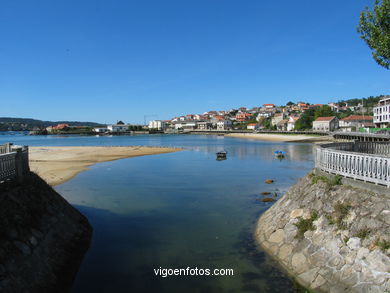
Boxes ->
[265,179,274,184]
[261,192,271,195]
[260,198,275,202]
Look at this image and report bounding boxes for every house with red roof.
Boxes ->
[312,116,339,132]
[263,104,275,109]
[247,123,261,130]
[339,115,373,132]
[235,113,253,122]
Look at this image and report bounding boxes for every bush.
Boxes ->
[334,201,351,230]
[377,240,390,252]
[295,211,318,239]
[354,228,370,239]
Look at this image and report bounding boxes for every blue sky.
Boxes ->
[0,0,389,124]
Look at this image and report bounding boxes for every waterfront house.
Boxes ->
[197,121,213,130]
[276,119,288,131]
[287,115,300,131]
[148,120,166,130]
[174,121,197,130]
[373,95,390,128]
[217,120,232,131]
[93,127,109,133]
[107,121,128,132]
[339,115,374,132]
[52,124,69,130]
[247,123,260,130]
[312,116,339,132]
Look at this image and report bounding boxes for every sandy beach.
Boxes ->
[225,133,332,143]
[29,146,181,186]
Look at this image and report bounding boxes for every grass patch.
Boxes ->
[354,228,371,239]
[310,174,343,189]
[334,201,351,230]
[294,211,318,239]
[325,213,335,225]
[377,240,390,252]
[325,201,351,230]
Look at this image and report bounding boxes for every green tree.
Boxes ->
[295,109,315,130]
[286,101,295,106]
[358,0,390,69]
[314,105,335,120]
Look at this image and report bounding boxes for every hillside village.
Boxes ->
[143,95,389,133]
[4,95,388,135]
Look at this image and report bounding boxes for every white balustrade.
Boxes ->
[316,142,390,187]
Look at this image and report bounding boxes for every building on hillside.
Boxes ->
[107,121,128,132]
[256,112,272,120]
[312,116,339,132]
[271,113,285,126]
[217,120,232,131]
[287,115,300,131]
[276,119,288,131]
[148,120,166,130]
[339,115,374,132]
[235,113,253,122]
[263,104,275,109]
[373,96,390,128]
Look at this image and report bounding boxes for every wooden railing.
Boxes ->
[0,143,29,183]
[316,142,390,187]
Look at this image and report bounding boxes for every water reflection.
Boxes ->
[0,134,315,292]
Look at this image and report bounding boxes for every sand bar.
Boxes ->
[29,146,181,186]
[225,133,332,143]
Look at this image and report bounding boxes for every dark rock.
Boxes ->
[260,198,275,202]
[261,192,271,195]
[0,172,92,293]
[265,179,274,184]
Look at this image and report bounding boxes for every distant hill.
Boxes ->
[0,117,104,131]
[338,95,386,108]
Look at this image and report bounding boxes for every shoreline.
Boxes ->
[224,133,333,143]
[29,146,181,186]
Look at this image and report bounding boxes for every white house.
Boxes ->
[373,96,390,128]
[148,120,166,130]
[312,116,339,132]
[247,123,260,130]
[174,121,197,130]
[339,115,373,132]
[287,116,299,131]
[271,113,285,126]
[107,121,128,132]
[217,120,232,131]
[93,127,109,133]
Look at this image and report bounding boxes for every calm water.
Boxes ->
[0,133,315,292]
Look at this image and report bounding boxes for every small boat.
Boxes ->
[216,151,227,160]
[274,150,286,159]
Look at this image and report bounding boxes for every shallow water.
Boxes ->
[0,134,314,292]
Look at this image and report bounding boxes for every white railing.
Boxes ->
[316,142,390,187]
[0,143,29,183]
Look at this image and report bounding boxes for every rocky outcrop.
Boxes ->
[0,172,92,293]
[256,171,390,293]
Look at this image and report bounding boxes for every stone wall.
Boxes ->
[0,172,92,293]
[256,171,390,293]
